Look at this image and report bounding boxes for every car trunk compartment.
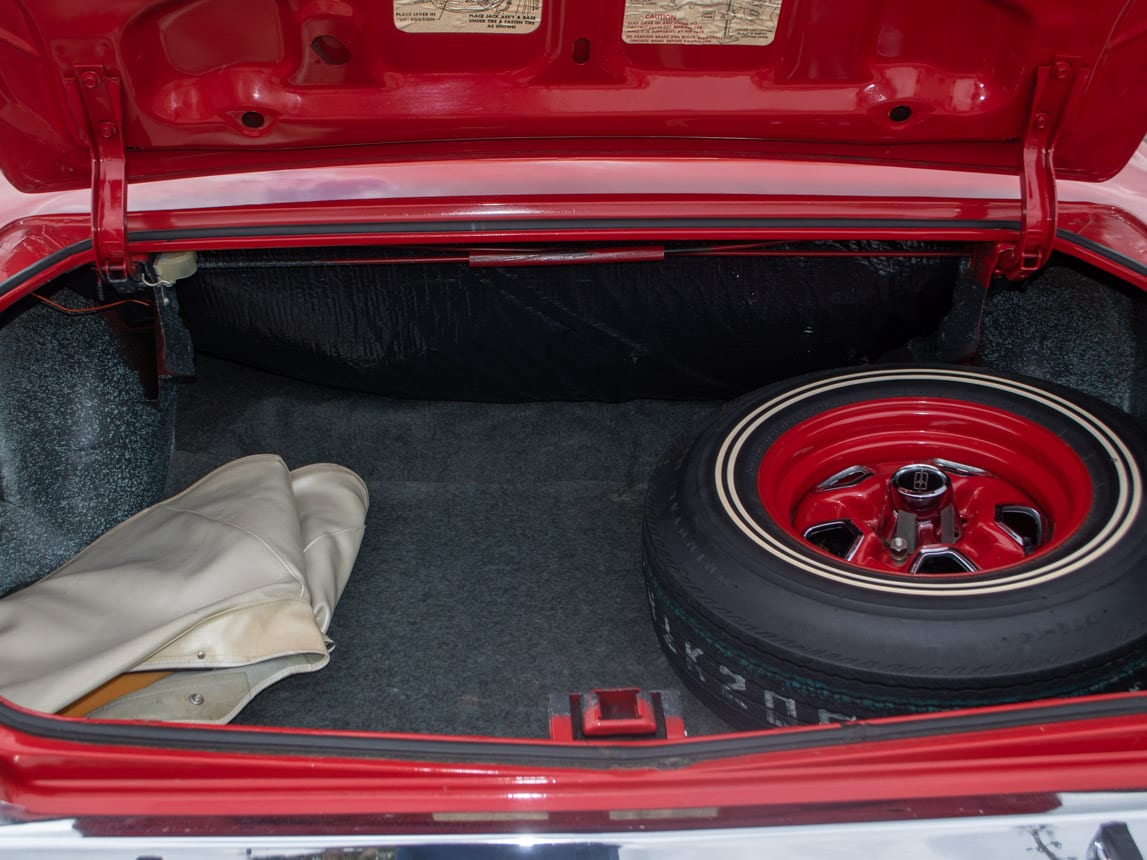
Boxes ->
[167,241,961,736]
[3,242,1145,739]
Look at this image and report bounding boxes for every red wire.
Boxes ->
[32,294,151,315]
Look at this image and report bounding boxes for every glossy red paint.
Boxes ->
[2,695,1147,819]
[0,214,91,301]
[759,399,1092,575]
[1056,203,1147,289]
[0,192,1027,312]
[1,184,1141,317]
[1055,141,1147,287]
[0,140,1140,307]
[997,59,1080,280]
[1,0,1145,193]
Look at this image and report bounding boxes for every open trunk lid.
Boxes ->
[0,0,1145,195]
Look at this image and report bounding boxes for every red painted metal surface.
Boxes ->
[758,399,1092,575]
[0,193,1026,312]
[580,690,660,738]
[0,214,91,300]
[0,184,1140,317]
[63,66,130,282]
[1,0,1145,193]
[1056,204,1147,290]
[996,59,1083,280]
[1,695,1147,819]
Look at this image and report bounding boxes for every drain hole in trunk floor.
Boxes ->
[166,355,733,737]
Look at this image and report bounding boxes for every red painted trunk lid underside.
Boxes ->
[0,0,1145,193]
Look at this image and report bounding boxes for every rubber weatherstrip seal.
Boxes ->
[1057,229,1147,279]
[1,695,1144,768]
[0,220,1020,301]
[10,228,1137,305]
[0,240,92,304]
[129,217,1021,242]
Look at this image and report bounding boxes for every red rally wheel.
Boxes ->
[758,398,1091,582]
[643,366,1147,729]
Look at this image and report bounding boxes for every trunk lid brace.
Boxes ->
[65,65,132,285]
[996,58,1087,280]
[65,61,1084,285]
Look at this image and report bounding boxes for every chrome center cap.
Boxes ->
[890,464,951,514]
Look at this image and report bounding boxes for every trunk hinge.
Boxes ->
[65,65,133,285]
[995,58,1084,281]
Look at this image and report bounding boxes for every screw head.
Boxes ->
[80,71,100,89]
[1034,113,1050,130]
[890,536,909,554]
[97,122,117,139]
[188,693,205,706]
[1052,60,1071,79]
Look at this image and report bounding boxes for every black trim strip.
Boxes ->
[131,218,1020,243]
[2,695,1144,769]
[1058,229,1147,278]
[0,240,92,301]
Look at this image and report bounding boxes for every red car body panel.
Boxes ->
[1,140,1145,312]
[1,0,1146,193]
[3,695,1147,820]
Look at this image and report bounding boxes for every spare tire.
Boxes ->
[642,366,1147,729]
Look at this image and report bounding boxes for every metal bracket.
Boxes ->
[1089,822,1144,860]
[548,689,685,741]
[64,65,132,284]
[996,58,1084,281]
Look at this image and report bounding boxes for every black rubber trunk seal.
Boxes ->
[1,694,1144,769]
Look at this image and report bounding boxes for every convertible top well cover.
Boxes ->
[0,455,368,723]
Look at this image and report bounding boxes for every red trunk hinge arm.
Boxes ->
[996,58,1084,281]
[65,65,132,284]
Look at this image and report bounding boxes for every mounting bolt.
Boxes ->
[188,693,205,706]
[80,70,100,89]
[889,536,909,561]
[97,122,117,139]
[1052,60,1071,79]
[1034,113,1050,130]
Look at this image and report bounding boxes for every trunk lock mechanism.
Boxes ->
[549,688,686,741]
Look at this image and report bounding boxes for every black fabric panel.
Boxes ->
[178,247,960,401]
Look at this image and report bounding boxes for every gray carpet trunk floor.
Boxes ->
[165,356,734,737]
[159,263,1147,739]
